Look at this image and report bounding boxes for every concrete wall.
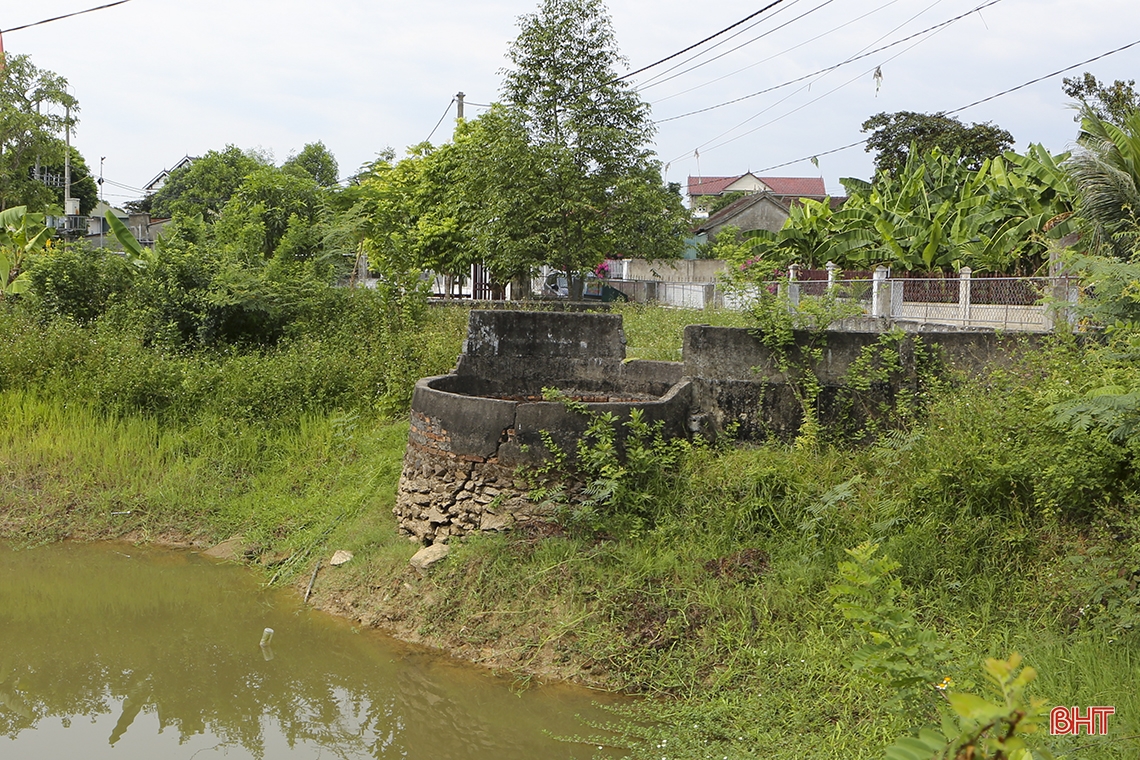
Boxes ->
[394,310,693,544]
[396,310,1036,545]
[622,258,727,283]
[683,324,1037,441]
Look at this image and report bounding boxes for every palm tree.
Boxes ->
[1065,106,1140,258]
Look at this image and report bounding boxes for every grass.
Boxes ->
[3,301,1140,759]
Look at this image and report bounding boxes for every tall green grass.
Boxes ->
[3,301,1139,759]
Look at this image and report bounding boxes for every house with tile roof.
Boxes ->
[686,172,827,217]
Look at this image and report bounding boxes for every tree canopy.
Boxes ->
[150,146,269,219]
[861,111,1014,177]
[0,54,92,213]
[734,144,1075,275]
[1063,73,1140,126]
[1065,105,1140,258]
[473,0,686,288]
[283,141,339,188]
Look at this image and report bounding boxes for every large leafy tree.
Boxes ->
[214,164,327,261]
[0,54,80,212]
[862,111,1014,177]
[283,141,339,188]
[470,0,686,294]
[1063,73,1140,126]
[150,145,268,219]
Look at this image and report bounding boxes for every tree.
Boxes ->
[474,0,685,295]
[150,145,268,219]
[283,141,340,188]
[0,54,78,211]
[1063,72,1140,126]
[1065,105,1140,258]
[214,164,326,260]
[861,111,1014,177]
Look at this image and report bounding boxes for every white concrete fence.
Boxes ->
[603,262,1081,332]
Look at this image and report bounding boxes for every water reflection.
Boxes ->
[0,543,611,759]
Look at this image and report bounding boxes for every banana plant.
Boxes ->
[0,206,52,297]
[759,145,1076,274]
[104,209,156,270]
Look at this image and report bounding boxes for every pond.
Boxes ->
[0,542,618,759]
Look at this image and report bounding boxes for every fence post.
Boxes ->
[872,265,890,318]
[958,266,972,324]
[826,261,839,292]
[787,263,801,306]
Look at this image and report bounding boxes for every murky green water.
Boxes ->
[0,542,616,759]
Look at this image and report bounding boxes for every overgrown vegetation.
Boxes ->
[6,8,1140,757]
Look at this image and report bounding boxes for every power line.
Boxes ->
[649,0,904,106]
[752,34,1140,175]
[424,98,456,144]
[637,0,837,93]
[673,0,953,162]
[946,36,1140,116]
[1,0,135,34]
[611,0,791,86]
[657,0,1000,126]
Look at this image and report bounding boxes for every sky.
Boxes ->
[3,0,1139,204]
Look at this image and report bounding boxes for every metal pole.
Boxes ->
[64,105,72,208]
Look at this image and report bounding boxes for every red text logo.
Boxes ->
[1050,706,1115,736]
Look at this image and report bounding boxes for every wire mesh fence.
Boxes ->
[604,267,1079,332]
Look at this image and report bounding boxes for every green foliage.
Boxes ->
[339,142,474,282]
[215,164,326,260]
[1064,72,1140,126]
[531,389,690,536]
[1065,106,1140,258]
[283,141,339,187]
[708,190,750,215]
[744,145,1075,273]
[831,542,955,707]
[884,654,1052,760]
[863,111,1015,177]
[0,54,78,212]
[24,243,134,324]
[0,206,52,297]
[449,0,688,289]
[150,145,268,219]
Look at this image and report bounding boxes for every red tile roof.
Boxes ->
[686,175,740,196]
[686,174,826,197]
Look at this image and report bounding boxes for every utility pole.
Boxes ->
[64,104,75,215]
[456,91,465,120]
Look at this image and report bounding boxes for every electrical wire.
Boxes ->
[604,0,791,89]
[636,0,837,93]
[424,98,455,143]
[752,35,1140,174]
[945,37,1140,117]
[671,0,951,163]
[1,0,134,33]
[649,0,904,106]
[655,0,1001,125]
[634,0,812,91]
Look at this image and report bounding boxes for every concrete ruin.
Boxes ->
[394,310,1029,544]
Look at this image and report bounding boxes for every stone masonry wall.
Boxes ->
[395,310,1034,546]
[394,409,547,544]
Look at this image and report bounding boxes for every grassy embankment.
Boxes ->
[2,299,1139,759]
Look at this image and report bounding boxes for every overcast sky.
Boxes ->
[4,0,1139,203]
